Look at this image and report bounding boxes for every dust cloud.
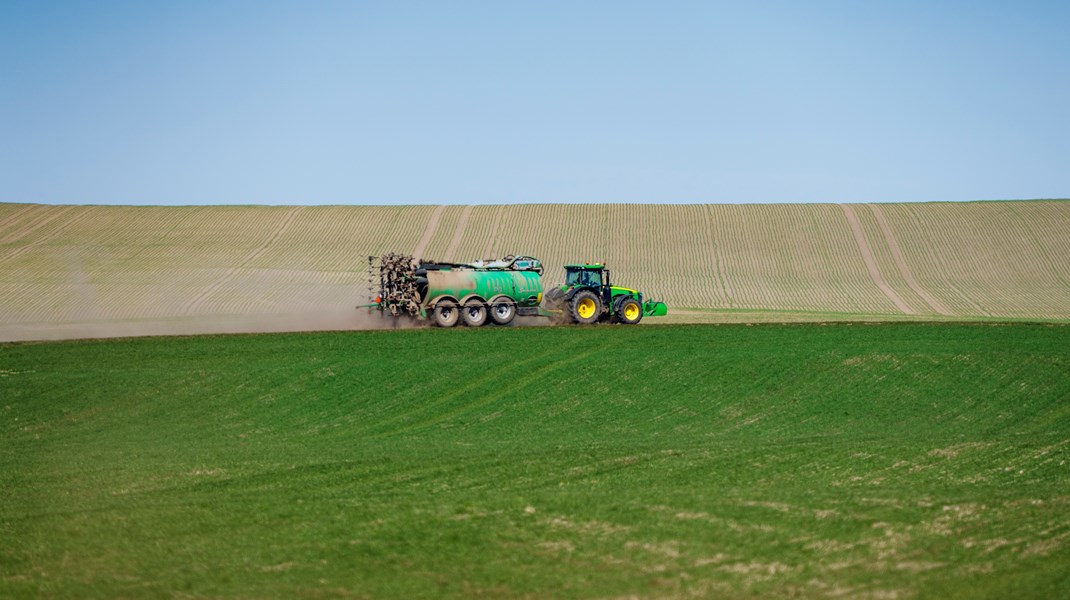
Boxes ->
[0,307,428,343]
[0,303,581,342]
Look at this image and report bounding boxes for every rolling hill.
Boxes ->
[1,201,1068,340]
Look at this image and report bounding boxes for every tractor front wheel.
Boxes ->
[616,297,643,324]
[569,290,602,324]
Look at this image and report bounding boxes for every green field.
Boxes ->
[3,323,1069,598]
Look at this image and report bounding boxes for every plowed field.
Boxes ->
[1,201,1068,340]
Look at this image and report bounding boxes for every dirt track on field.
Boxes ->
[412,205,445,258]
[869,204,950,315]
[443,205,473,261]
[839,204,913,314]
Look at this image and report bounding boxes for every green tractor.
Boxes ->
[545,263,668,325]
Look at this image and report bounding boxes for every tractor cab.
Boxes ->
[564,264,606,289]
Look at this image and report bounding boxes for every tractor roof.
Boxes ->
[564,263,605,270]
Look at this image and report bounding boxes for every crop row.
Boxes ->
[1,201,1069,328]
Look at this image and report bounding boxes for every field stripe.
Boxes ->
[705,206,732,306]
[442,205,473,261]
[840,204,913,314]
[1,206,93,264]
[901,204,990,316]
[0,205,75,245]
[3,202,1070,334]
[1005,203,1070,291]
[869,205,950,315]
[412,205,446,258]
[454,206,491,261]
[367,339,595,437]
[181,206,304,315]
[0,204,40,235]
[0,205,52,242]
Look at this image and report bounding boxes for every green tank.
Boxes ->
[370,254,547,326]
[422,268,543,327]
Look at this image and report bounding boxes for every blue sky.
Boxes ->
[2,1,1067,205]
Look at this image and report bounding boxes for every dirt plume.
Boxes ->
[0,307,427,343]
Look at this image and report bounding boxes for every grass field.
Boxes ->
[1,201,1069,341]
[3,323,1069,598]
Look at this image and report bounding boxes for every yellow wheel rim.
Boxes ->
[577,298,596,319]
[624,303,640,321]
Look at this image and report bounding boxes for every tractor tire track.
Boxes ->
[0,205,41,236]
[0,205,76,245]
[702,205,730,306]
[869,205,950,315]
[481,205,505,259]
[181,206,303,315]
[412,205,446,259]
[1006,202,1070,291]
[1,206,91,264]
[443,205,473,261]
[839,204,913,314]
[368,341,599,438]
[902,204,989,316]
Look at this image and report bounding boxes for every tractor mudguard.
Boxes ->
[565,286,601,302]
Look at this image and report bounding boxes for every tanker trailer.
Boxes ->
[367,254,545,327]
[422,266,543,327]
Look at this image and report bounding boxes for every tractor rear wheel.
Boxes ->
[462,299,488,327]
[433,300,460,327]
[543,286,566,309]
[616,297,643,324]
[569,290,602,324]
[490,299,516,325]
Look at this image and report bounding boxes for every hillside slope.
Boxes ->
[1,201,1068,339]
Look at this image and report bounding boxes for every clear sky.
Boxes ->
[2,1,1067,205]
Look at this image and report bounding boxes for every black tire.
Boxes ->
[490,299,516,325]
[616,297,643,324]
[569,289,602,324]
[607,298,621,324]
[462,299,488,327]
[543,286,566,309]
[433,300,459,327]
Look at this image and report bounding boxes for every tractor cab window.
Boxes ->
[566,269,602,288]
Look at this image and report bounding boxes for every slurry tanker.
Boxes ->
[365,253,667,327]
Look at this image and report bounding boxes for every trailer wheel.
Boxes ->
[433,300,460,327]
[490,299,516,325]
[462,299,488,327]
[616,297,643,324]
[569,290,602,324]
